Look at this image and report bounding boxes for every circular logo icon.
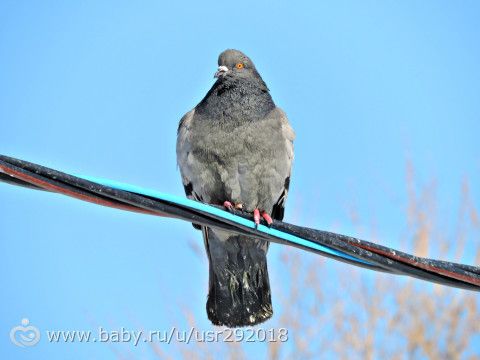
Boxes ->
[10,318,41,347]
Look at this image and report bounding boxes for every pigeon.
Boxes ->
[176,49,295,327]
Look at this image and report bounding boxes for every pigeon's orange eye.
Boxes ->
[235,63,244,69]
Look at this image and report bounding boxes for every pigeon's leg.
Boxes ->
[253,209,261,227]
[252,209,273,228]
[223,201,234,212]
[223,202,271,227]
[261,211,273,226]
[223,201,244,213]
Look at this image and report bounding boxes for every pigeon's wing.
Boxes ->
[176,109,203,229]
[270,108,295,221]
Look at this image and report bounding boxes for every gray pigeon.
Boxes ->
[176,49,295,327]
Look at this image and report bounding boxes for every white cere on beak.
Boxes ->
[214,65,229,78]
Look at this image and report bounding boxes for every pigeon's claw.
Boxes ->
[224,203,271,228]
[223,201,234,212]
[261,211,273,227]
[223,201,244,214]
[252,209,273,228]
[253,209,261,228]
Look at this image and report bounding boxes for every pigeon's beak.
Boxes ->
[214,66,229,78]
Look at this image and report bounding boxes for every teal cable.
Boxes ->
[78,175,372,265]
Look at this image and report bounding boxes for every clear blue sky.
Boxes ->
[1,1,479,359]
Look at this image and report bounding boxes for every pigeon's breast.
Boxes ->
[185,113,290,211]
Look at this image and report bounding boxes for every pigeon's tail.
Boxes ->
[202,227,273,327]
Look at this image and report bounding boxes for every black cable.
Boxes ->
[1,154,479,292]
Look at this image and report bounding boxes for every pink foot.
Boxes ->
[253,209,260,227]
[223,201,234,212]
[223,201,244,213]
[261,211,273,226]
[223,202,272,228]
[252,209,273,228]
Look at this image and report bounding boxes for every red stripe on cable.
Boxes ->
[0,164,169,217]
[355,243,480,286]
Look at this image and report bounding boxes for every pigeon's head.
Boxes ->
[214,49,260,81]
